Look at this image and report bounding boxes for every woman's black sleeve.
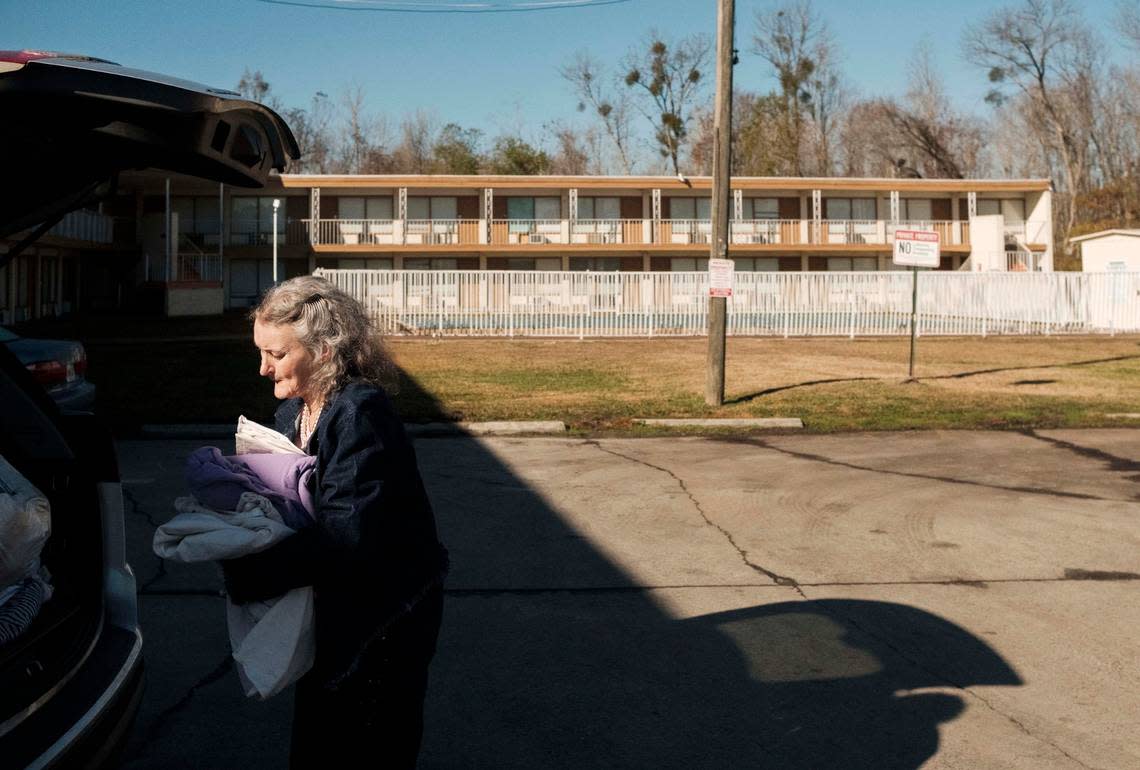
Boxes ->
[221,528,323,603]
[222,398,391,602]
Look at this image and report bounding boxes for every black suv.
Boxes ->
[0,50,297,768]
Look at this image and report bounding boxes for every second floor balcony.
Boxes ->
[294,217,1032,249]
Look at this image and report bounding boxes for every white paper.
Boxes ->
[234,415,304,456]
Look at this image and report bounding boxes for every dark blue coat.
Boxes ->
[224,381,448,689]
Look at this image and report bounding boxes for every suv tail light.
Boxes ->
[26,360,67,387]
[73,350,88,378]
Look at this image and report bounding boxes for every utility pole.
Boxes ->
[705,0,735,406]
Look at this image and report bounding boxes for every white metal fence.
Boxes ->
[316,269,1140,338]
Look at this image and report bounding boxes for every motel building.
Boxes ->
[0,173,1053,320]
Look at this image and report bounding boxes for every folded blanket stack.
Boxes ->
[153,444,318,699]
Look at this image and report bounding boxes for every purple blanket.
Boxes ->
[186,447,316,530]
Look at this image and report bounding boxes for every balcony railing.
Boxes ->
[297,217,983,248]
[730,219,803,245]
[490,219,566,245]
[175,253,223,282]
[1006,251,1041,272]
[47,209,114,243]
[404,219,482,245]
[820,219,883,245]
[657,219,714,245]
[570,219,647,245]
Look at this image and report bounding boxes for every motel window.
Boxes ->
[976,199,1025,222]
[230,196,286,245]
[506,197,560,220]
[826,257,877,271]
[825,198,877,220]
[338,258,393,270]
[670,197,711,220]
[578,197,621,220]
[340,197,393,220]
[670,257,709,271]
[569,257,623,271]
[904,199,933,221]
[748,198,779,220]
[404,258,459,270]
[733,258,780,272]
[172,196,221,240]
[407,197,457,220]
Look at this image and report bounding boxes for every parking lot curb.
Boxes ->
[634,417,804,429]
[406,421,568,437]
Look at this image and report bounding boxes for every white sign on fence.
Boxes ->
[709,258,734,297]
[893,230,940,268]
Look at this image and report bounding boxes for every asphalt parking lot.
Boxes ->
[118,429,1140,769]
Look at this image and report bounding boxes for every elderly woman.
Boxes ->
[222,275,448,769]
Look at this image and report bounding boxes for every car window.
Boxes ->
[0,327,19,343]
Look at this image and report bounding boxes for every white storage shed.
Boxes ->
[1072,229,1140,272]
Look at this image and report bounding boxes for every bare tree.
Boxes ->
[282,92,335,173]
[547,124,592,175]
[561,53,635,174]
[751,0,840,174]
[963,0,1100,242]
[336,85,391,174]
[623,33,711,175]
[1119,0,1140,50]
[236,68,275,106]
[391,110,437,173]
[871,44,985,178]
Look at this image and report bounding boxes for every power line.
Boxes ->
[255,0,632,13]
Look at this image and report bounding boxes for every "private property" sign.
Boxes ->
[893,230,940,268]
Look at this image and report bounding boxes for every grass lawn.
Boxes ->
[75,321,1140,434]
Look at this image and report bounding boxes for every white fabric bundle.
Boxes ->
[0,455,52,590]
[154,493,315,700]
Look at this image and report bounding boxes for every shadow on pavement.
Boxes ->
[405,382,1022,768]
[118,352,1023,769]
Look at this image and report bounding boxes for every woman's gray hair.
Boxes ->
[251,275,397,400]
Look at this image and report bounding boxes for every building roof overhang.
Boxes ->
[280,174,1053,193]
[1069,228,1140,243]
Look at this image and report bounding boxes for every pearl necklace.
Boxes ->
[300,401,323,448]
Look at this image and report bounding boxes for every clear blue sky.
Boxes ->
[3,0,1127,144]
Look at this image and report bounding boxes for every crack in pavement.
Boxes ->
[582,440,799,589]
[132,656,234,756]
[960,688,1102,770]
[712,436,1133,503]
[443,573,1140,595]
[122,486,169,593]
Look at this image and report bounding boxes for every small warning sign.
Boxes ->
[709,258,734,297]
[893,230,940,268]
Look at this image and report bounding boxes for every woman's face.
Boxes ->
[254,318,318,402]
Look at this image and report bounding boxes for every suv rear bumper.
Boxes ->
[8,623,144,770]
